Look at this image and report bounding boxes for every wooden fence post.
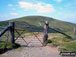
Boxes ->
[9,22,15,43]
[43,21,49,45]
[73,27,76,40]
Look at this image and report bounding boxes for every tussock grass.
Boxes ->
[0,42,21,50]
[47,32,76,52]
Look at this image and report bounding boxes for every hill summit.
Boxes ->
[0,16,76,32]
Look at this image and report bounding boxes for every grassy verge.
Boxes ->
[0,42,21,49]
[0,41,21,53]
[59,40,76,52]
[46,32,76,52]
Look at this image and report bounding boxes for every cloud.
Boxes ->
[10,13,18,16]
[19,2,55,13]
[64,14,76,18]
[0,15,8,18]
[54,0,62,2]
[12,8,16,10]
[58,12,62,15]
[8,4,13,7]
[62,14,76,23]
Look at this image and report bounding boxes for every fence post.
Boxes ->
[73,27,76,40]
[9,22,15,43]
[43,21,49,45]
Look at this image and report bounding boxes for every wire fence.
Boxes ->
[0,26,11,42]
[0,29,11,53]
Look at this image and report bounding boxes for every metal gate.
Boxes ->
[14,21,44,46]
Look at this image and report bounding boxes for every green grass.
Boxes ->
[47,32,76,52]
[0,42,21,50]
[45,39,52,44]
[60,40,76,52]
[0,42,21,54]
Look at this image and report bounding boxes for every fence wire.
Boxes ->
[0,29,11,52]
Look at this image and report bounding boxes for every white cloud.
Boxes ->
[10,13,18,16]
[59,7,63,10]
[0,15,8,18]
[64,14,76,18]
[12,8,16,10]
[54,0,62,2]
[58,12,62,15]
[8,4,13,7]
[62,14,76,23]
[19,2,55,13]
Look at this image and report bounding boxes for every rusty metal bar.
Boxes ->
[15,28,25,31]
[15,30,28,45]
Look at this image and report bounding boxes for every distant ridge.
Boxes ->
[0,16,76,32]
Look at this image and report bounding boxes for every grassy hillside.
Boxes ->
[0,16,76,32]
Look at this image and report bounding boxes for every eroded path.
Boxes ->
[0,34,60,57]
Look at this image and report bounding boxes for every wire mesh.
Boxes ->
[0,29,11,52]
[0,30,10,42]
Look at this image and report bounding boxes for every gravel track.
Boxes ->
[0,34,60,57]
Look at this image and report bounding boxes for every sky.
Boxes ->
[0,0,76,23]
